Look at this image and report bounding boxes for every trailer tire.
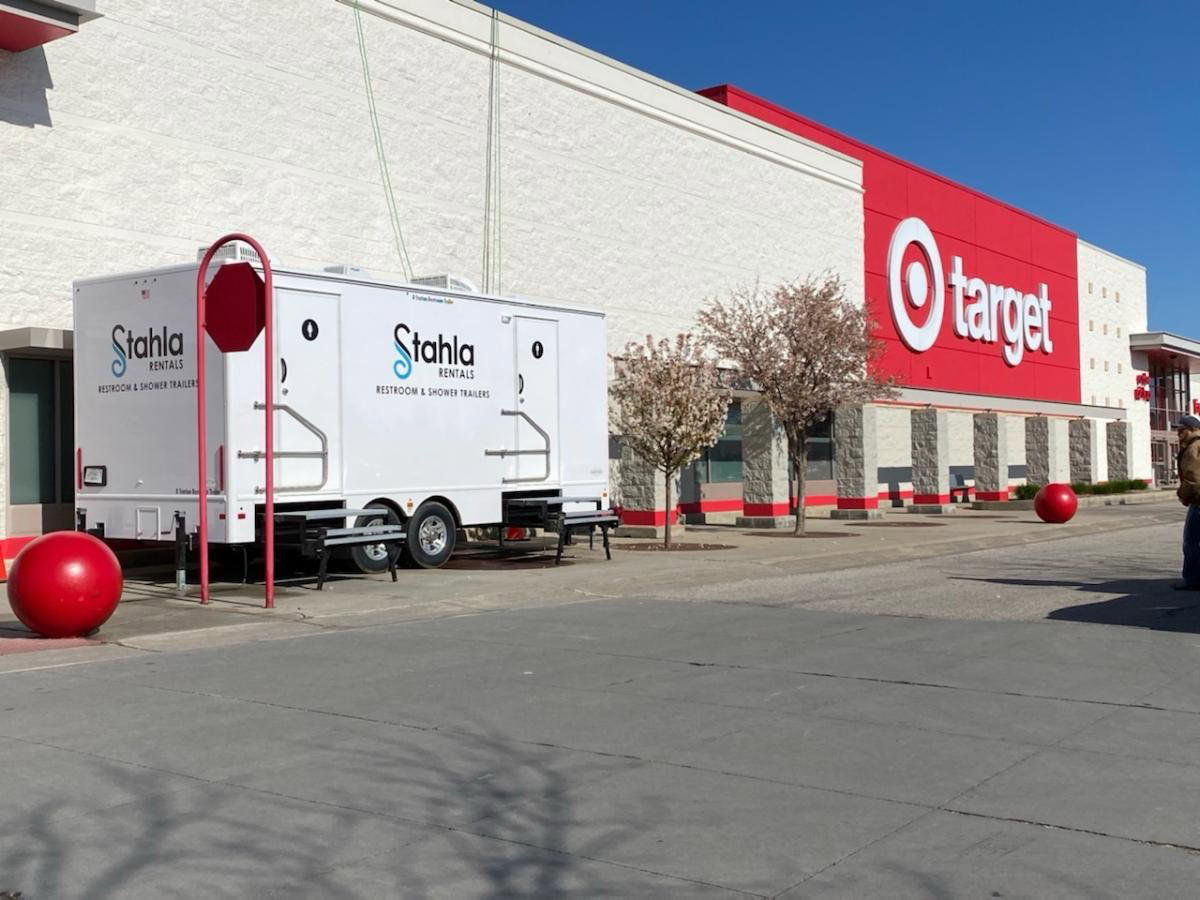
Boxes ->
[349,504,402,574]
[404,501,456,569]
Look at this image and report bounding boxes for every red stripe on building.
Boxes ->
[912,493,951,505]
[742,501,788,517]
[618,509,679,527]
[0,536,38,558]
[678,498,744,514]
[836,497,879,510]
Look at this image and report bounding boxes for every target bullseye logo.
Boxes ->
[885,216,1055,367]
[887,218,944,352]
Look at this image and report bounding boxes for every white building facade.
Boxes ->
[0,0,1174,553]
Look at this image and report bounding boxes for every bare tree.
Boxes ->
[699,274,897,534]
[610,334,730,547]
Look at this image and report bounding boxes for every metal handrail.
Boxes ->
[238,401,329,493]
[485,408,551,483]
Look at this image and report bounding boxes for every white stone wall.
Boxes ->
[1005,414,1026,486]
[1129,349,1153,483]
[0,0,862,339]
[1090,418,1110,483]
[1077,239,1150,481]
[0,0,863,533]
[873,405,910,497]
[1078,240,1148,410]
[874,406,910,468]
[946,411,974,474]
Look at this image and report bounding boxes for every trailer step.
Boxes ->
[501,494,617,564]
[272,508,406,590]
[273,508,380,522]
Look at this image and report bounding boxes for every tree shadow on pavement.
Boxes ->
[0,720,647,896]
[0,757,364,897]
[299,721,652,895]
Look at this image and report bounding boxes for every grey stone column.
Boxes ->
[736,398,794,529]
[909,408,952,513]
[1069,419,1101,484]
[832,404,881,519]
[1107,420,1133,482]
[614,441,680,538]
[973,412,1011,501]
[1026,416,1069,485]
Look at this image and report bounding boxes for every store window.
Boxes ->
[692,403,835,484]
[695,400,742,483]
[1148,358,1189,433]
[8,358,74,506]
[804,415,834,481]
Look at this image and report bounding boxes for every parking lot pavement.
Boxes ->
[1,501,1182,657]
[3,505,1200,896]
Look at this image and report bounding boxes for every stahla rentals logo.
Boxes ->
[377,318,490,401]
[392,322,476,380]
[111,324,185,377]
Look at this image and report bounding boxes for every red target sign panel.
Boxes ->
[700,85,1081,404]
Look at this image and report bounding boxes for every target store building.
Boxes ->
[0,0,1179,553]
[670,86,1159,523]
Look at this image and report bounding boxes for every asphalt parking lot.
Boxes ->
[4,502,1200,896]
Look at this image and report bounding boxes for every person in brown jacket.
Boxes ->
[1175,414,1200,589]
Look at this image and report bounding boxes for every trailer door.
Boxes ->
[274,288,342,495]
[513,317,559,483]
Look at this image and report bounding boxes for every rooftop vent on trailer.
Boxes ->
[323,264,371,278]
[411,274,479,294]
[196,243,262,264]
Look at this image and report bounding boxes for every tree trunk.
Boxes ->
[663,468,672,549]
[794,435,808,535]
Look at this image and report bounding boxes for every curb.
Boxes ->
[973,492,1173,512]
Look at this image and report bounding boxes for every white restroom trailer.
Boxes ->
[73,260,612,571]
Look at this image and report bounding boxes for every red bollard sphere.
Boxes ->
[6,532,123,638]
[1034,483,1078,524]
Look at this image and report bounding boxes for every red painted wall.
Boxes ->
[700,85,1081,404]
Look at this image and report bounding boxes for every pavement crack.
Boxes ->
[379,629,1187,716]
[941,808,1200,855]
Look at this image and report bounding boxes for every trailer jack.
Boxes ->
[173,513,187,598]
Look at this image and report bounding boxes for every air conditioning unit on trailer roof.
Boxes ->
[412,274,478,294]
[196,243,262,264]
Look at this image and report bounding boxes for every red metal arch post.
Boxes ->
[196,233,274,608]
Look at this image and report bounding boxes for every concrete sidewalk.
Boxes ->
[1,499,1184,669]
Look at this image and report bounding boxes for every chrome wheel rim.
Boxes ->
[418,516,448,556]
[363,516,388,562]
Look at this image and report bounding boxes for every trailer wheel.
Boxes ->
[404,501,456,569]
[350,504,402,574]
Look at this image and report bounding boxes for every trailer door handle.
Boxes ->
[280,357,288,384]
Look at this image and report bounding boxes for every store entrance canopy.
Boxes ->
[1130,332,1200,373]
[0,1,101,53]
[0,326,73,354]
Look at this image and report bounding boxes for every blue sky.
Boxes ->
[491,0,1199,336]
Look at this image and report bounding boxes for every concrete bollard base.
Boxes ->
[830,509,882,520]
[735,515,796,529]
